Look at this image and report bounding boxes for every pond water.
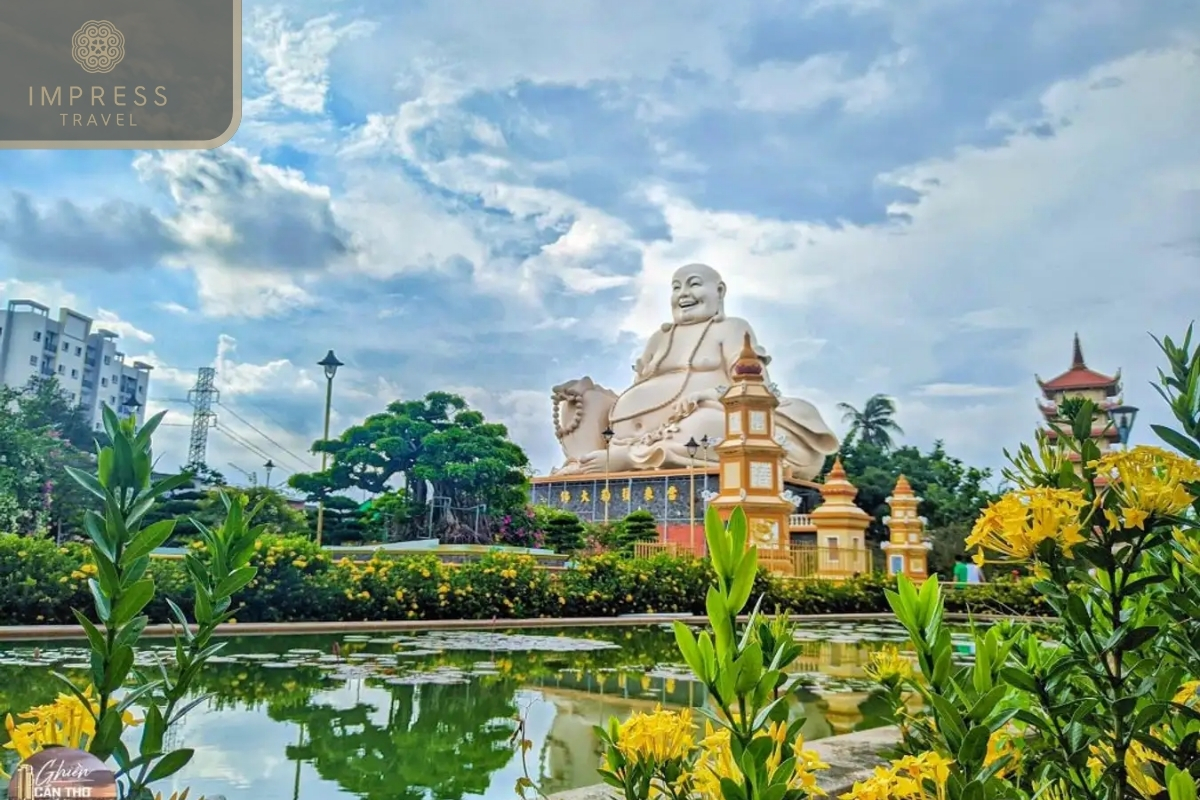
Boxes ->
[0,622,974,800]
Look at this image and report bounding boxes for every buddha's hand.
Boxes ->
[671,390,714,419]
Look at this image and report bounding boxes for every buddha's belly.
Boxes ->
[611,372,725,437]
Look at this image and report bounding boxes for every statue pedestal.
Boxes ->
[529,469,822,552]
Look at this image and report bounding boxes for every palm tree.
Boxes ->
[837,394,904,450]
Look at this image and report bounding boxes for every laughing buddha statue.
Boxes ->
[550,263,839,480]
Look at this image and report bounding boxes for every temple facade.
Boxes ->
[1036,334,1123,458]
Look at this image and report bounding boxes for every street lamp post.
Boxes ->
[699,434,710,493]
[263,459,275,489]
[315,350,343,546]
[602,426,614,523]
[685,437,699,555]
[1107,404,1139,449]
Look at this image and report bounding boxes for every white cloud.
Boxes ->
[0,278,81,311]
[613,44,1200,468]
[93,309,154,343]
[735,50,914,114]
[914,383,1016,398]
[246,9,376,115]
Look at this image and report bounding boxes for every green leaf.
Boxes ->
[67,465,109,501]
[194,586,213,624]
[706,586,732,655]
[1151,424,1200,460]
[71,609,108,656]
[1168,768,1198,800]
[132,412,167,452]
[139,705,166,758]
[726,548,758,615]
[673,623,705,680]
[112,579,155,627]
[144,748,194,783]
[90,707,125,760]
[215,565,257,599]
[88,578,113,623]
[727,507,748,558]
[104,644,135,693]
[123,519,176,564]
[957,724,990,767]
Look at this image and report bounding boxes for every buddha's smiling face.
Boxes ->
[671,265,724,324]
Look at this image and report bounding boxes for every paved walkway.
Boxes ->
[0,611,1046,640]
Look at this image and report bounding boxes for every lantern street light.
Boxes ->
[263,459,275,489]
[686,436,700,554]
[601,426,615,522]
[315,350,344,546]
[1107,404,1139,448]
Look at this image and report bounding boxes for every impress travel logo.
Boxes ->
[7,748,118,800]
[0,0,241,149]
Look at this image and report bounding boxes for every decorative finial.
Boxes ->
[894,474,913,494]
[818,456,861,502]
[731,332,765,381]
[1072,333,1086,369]
[828,456,848,481]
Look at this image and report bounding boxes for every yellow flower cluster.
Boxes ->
[694,721,829,797]
[68,562,98,581]
[615,705,695,764]
[863,646,914,686]
[1,686,141,777]
[613,708,829,798]
[1174,680,1200,707]
[1092,446,1200,517]
[1087,739,1165,798]
[967,487,1087,564]
[841,752,953,799]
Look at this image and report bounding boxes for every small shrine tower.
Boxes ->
[881,475,930,579]
[808,458,871,578]
[709,334,794,554]
[1036,334,1123,459]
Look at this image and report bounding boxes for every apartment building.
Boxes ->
[0,299,151,431]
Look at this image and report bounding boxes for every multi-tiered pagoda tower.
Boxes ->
[1036,334,1123,458]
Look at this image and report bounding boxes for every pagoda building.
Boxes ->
[1036,334,1123,458]
[708,333,796,560]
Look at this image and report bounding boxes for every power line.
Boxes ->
[215,400,313,469]
[212,424,276,468]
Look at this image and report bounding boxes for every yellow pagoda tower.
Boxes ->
[709,333,794,567]
[881,475,930,579]
[808,458,871,578]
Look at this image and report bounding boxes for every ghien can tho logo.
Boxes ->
[70,20,125,74]
[7,748,118,800]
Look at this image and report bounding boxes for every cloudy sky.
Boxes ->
[1,0,1198,488]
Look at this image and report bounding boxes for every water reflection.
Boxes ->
[0,624,924,800]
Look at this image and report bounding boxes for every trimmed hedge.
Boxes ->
[0,533,1046,625]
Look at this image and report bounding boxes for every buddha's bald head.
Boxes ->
[670,263,725,324]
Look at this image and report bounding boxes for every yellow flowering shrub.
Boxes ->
[864,325,1200,800]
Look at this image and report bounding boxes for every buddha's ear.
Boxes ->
[717,281,727,300]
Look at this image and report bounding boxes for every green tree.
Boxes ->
[620,509,659,552]
[16,376,97,451]
[195,486,309,535]
[360,489,412,542]
[543,509,585,554]
[303,495,367,546]
[0,384,96,537]
[836,393,904,450]
[824,439,998,545]
[289,392,531,529]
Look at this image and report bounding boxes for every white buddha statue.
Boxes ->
[550,263,839,480]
